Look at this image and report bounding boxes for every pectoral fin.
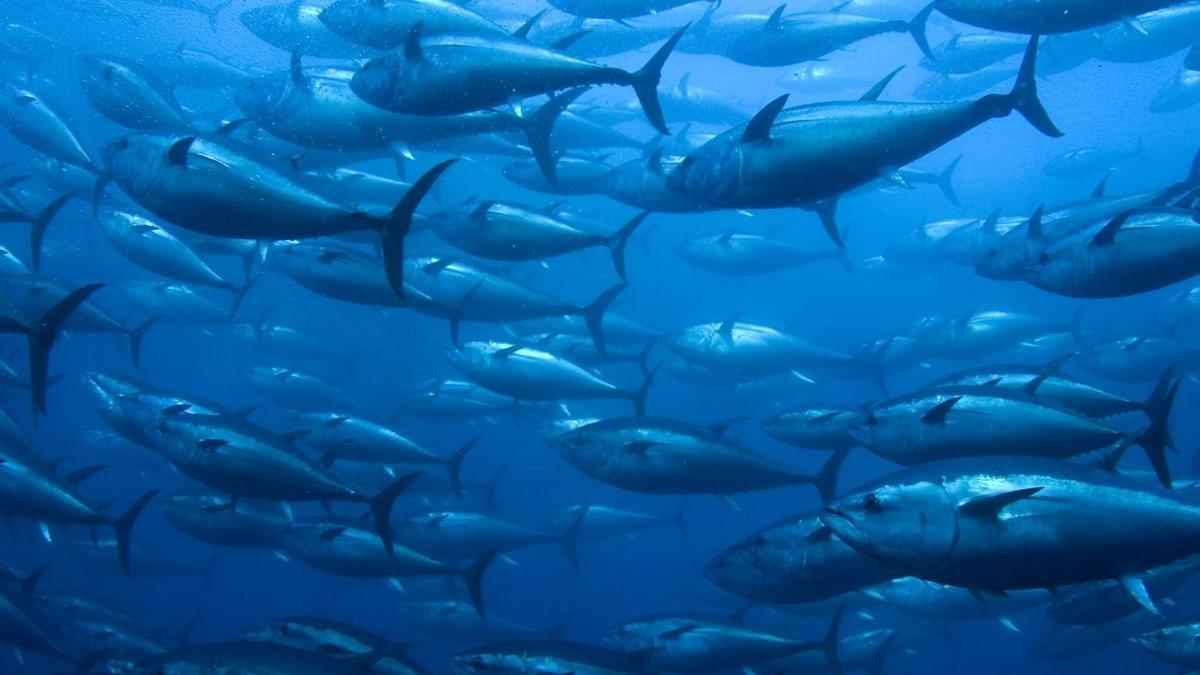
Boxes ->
[1120,575,1162,615]
[957,486,1043,518]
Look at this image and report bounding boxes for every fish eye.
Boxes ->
[863,493,883,513]
[1037,252,1050,264]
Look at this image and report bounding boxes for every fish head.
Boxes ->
[444,342,491,377]
[759,411,796,440]
[79,55,126,88]
[261,617,322,647]
[705,517,814,599]
[665,135,740,203]
[238,4,287,43]
[101,133,166,193]
[977,243,1033,281]
[451,651,523,674]
[154,490,191,515]
[350,54,410,110]
[823,478,958,573]
[234,74,294,122]
[762,408,849,443]
[318,0,369,39]
[602,620,656,651]
[547,425,609,474]
[1135,624,1200,660]
[883,228,939,264]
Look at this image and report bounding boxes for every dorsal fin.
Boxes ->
[1091,210,1135,247]
[646,148,665,175]
[766,4,787,30]
[1092,172,1110,198]
[470,201,495,220]
[1022,353,1074,396]
[166,137,196,167]
[742,95,789,143]
[289,48,307,90]
[677,73,691,94]
[861,66,904,102]
[405,21,425,61]
[64,465,106,486]
[512,10,545,39]
[1027,204,1045,240]
[551,29,591,51]
[718,314,740,342]
[982,207,1002,232]
[708,417,747,436]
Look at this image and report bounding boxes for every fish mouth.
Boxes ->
[819,507,862,545]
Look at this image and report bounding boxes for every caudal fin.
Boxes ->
[227,272,262,319]
[1186,44,1200,71]
[200,552,218,591]
[631,25,690,135]
[909,3,935,60]
[670,497,689,540]
[1139,366,1180,489]
[524,88,589,187]
[382,159,458,301]
[367,472,423,555]
[207,0,232,31]
[127,316,160,370]
[938,155,963,206]
[626,362,659,416]
[864,630,899,675]
[607,211,651,282]
[577,283,627,355]
[820,601,846,675]
[813,447,850,504]
[560,504,588,571]
[444,437,478,498]
[26,194,70,271]
[0,283,105,416]
[19,564,48,602]
[112,489,158,576]
[461,549,499,618]
[1007,36,1063,138]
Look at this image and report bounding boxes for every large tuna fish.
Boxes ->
[350,23,688,134]
[666,37,1059,246]
[99,132,454,299]
[824,457,1200,592]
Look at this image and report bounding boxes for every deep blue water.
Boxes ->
[1,0,1199,673]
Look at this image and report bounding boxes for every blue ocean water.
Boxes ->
[0,0,1199,673]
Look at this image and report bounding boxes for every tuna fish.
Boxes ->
[350,23,689,134]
